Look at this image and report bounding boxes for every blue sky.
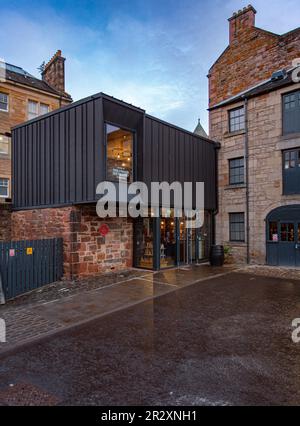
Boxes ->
[2,0,300,132]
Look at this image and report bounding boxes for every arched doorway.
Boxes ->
[266,205,300,267]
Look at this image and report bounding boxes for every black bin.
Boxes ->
[209,245,225,267]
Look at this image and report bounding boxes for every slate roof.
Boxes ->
[194,119,208,138]
[3,63,72,101]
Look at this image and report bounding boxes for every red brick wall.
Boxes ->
[209,12,300,109]
[11,205,133,278]
[0,204,12,241]
[72,205,133,277]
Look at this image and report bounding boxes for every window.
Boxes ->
[28,100,39,120]
[229,213,245,242]
[283,149,300,194]
[229,107,245,132]
[280,223,295,242]
[0,178,9,198]
[283,90,300,135]
[268,222,278,242]
[0,92,8,112]
[40,103,50,115]
[106,123,133,183]
[0,135,10,156]
[229,157,244,185]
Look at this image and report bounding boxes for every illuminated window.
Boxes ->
[106,124,133,183]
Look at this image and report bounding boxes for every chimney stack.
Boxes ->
[42,50,66,93]
[228,5,257,44]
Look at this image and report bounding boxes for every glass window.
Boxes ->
[283,90,300,135]
[0,178,9,197]
[40,103,49,115]
[284,93,297,110]
[160,209,176,268]
[0,135,10,156]
[135,217,154,269]
[284,150,300,169]
[106,124,133,183]
[229,107,245,132]
[28,100,39,120]
[268,222,278,242]
[0,92,8,111]
[229,157,244,185]
[229,213,245,242]
[280,223,294,242]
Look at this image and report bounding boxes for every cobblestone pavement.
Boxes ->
[240,265,300,281]
[0,271,300,406]
[0,265,233,354]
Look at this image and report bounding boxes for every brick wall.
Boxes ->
[209,7,300,108]
[0,204,12,241]
[11,205,133,278]
[42,50,66,94]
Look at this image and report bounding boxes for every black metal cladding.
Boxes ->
[143,116,217,210]
[12,93,217,210]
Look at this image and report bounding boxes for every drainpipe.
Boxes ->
[212,143,220,245]
[243,96,250,264]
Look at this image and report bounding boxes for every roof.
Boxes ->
[194,119,208,138]
[12,91,220,147]
[209,68,298,111]
[2,63,72,100]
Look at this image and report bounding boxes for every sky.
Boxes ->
[1,0,300,133]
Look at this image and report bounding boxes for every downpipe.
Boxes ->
[243,96,250,265]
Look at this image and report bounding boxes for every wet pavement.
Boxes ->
[0,265,230,352]
[0,270,300,406]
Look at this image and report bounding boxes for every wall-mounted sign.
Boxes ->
[26,247,33,255]
[9,249,15,257]
[99,224,110,237]
[272,234,278,242]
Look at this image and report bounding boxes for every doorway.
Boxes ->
[266,205,300,267]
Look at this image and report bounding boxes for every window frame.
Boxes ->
[0,134,11,157]
[0,177,9,198]
[282,89,300,136]
[282,148,300,195]
[28,100,50,120]
[228,106,245,133]
[0,92,9,112]
[229,212,245,243]
[105,121,135,184]
[229,157,245,186]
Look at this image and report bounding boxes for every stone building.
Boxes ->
[209,5,300,266]
[0,50,72,203]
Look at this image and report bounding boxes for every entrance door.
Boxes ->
[266,205,300,267]
[278,222,296,266]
